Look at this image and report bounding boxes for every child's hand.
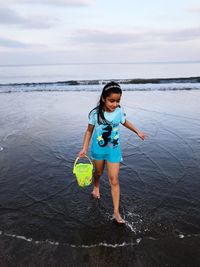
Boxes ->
[78,149,87,158]
[137,131,146,140]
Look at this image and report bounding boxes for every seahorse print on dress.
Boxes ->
[98,125,112,147]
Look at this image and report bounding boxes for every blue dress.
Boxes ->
[88,107,126,163]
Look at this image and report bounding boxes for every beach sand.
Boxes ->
[0,90,200,266]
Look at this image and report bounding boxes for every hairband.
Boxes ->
[104,84,121,91]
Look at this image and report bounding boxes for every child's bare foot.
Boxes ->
[91,187,100,199]
[113,213,125,224]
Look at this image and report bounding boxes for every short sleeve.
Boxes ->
[88,110,97,125]
[120,107,126,124]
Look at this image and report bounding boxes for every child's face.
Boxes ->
[103,93,121,112]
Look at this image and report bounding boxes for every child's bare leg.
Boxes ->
[92,160,105,198]
[107,162,124,223]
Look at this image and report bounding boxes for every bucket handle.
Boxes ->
[73,155,93,174]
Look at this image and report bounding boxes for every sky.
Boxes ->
[0,0,200,65]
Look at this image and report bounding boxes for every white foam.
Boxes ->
[125,221,137,233]
[123,212,143,234]
[4,232,33,243]
[71,242,137,248]
[136,238,142,244]
[0,230,137,248]
[0,146,3,151]
[1,229,195,248]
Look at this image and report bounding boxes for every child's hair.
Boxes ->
[89,81,122,124]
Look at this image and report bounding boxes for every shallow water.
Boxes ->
[0,91,200,266]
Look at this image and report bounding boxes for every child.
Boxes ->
[78,81,146,224]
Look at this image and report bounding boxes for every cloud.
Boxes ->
[160,27,200,42]
[0,0,93,7]
[0,37,29,48]
[0,7,56,29]
[32,0,93,6]
[70,27,200,46]
[0,7,25,24]
[187,6,200,13]
[71,29,146,45]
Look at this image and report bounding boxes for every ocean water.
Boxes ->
[0,64,200,266]
[0,62,200,84]
[0,63,200,96]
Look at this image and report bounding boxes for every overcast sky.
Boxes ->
[0,0,200,65]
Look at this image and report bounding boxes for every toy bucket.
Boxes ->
[73,155,93,187]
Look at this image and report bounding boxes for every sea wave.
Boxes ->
[1,229,199,248]
[0,229,139,248]
[1,77,200,93]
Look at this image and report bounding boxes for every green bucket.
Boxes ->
[73,155,93,187]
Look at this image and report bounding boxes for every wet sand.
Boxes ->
[0,91,200,266]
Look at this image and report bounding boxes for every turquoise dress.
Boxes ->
[88,107,126,163]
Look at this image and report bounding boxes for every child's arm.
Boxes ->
[78,124,94,157]
[122,119,146,140]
